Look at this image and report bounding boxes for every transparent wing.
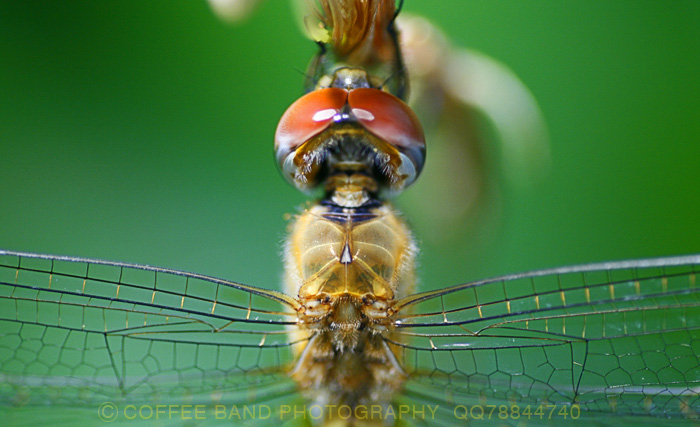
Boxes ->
[0,250,306,407]
[392,255,700,420]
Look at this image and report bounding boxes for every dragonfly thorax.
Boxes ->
[298,293,394,352]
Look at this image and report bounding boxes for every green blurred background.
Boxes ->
[1,0,699,295]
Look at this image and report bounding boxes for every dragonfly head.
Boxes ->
[275,68,425,199]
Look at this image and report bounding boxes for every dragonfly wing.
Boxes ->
[392,255,700,419]
[0,250,306,406]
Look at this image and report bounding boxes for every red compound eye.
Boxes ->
[274,88,348,156]
[348,88,425,155]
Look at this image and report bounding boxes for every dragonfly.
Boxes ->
[2,0,700,426]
